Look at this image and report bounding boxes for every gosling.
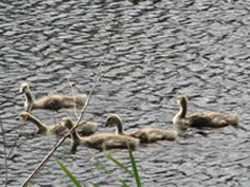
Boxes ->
[19,112,97,136]
[105,114,177,143]
[20,82,87,112]
[62,117,140,151]
[173,95,239,130]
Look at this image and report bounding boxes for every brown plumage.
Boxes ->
[20,82,87,112]
[173,95,239,130]
[105,114,177,143]
[62,117,140,151]
[19,112,97,136]
[132,128,177,143]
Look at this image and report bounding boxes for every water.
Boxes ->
[1,0,250,186]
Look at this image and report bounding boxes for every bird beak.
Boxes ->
[104,122,108,127]
[20,87,24,94]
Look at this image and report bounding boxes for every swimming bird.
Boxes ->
[105,114,177,143]
[173,95,239,130]
[19,112,97,136]
[62,117,140,151]
[20,82,87,112]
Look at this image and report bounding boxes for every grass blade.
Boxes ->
[94,156,110,174]
[127,142,141,187]
[120,179,129,187]
[105,154,134,176]
[56,158,82,187]
[89,181,99,187]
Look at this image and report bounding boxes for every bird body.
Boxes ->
[173,95,239,130]
[19,112,97,136]
[19,112,66,135]
[20,82,87,111]
[62,117,139,151]
[105,114,177,143]
[132,128,177,143]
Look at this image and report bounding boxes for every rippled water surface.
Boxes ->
[1,0,250,186]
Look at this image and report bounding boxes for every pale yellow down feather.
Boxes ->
[62,117,139,151]
[20,82,87,112]
[173,95,239,130]
[105,114,177,143]
[19,112,97,136]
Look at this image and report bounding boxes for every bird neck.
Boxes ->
[115,120,125,135]
[179,101,187,118]
[173,100,187,125]
[70,127,84,146]
[27,114,48,133]
[24,88,35,112]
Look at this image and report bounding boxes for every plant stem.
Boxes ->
[0,116,8,187]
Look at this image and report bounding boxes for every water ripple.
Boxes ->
[0,0,250,186]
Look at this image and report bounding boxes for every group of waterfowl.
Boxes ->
[19,82,239,151]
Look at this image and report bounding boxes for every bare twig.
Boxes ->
[7,121,26,159]
[7,89,32,159]
[51,111,57,126]
[3,113,29,187]
[66,73,79,118]
[0,116,8,187]
[21,29,113,187]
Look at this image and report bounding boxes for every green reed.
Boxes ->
[56,142,141,187]
[56,158,82,187]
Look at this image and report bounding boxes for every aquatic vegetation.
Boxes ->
[56,143,141,187]
[56,158,82,187]
[105,142,141,187]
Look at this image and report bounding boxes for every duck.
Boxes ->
[105,114,177,143]
[20,82,87,112]
[62,117,140,151]
[173,95,239,130]
[19,112,97,136]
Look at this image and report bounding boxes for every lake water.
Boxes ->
[0,0,250,186]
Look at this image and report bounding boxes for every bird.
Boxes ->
[105,114,177,143]
[173,95,239,130]
[62,117,140,151]
[20,82,87,112]
[19,112,97,136]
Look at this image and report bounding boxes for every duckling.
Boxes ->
[19,112,97,136]
[20,82,87,112]
[77,121,98,137]
[19,112,67,135]
[173,95,239,130]
[62,117,140,151]
[105,114,177,143]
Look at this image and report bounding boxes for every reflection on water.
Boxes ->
[0,0,250,186]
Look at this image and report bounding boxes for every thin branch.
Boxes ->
[21,30,113,187]
[7,120,26,159]
[7,91,33,159]
[66,73,79,118]
[0,116,8,187]
[4,114,29,187]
